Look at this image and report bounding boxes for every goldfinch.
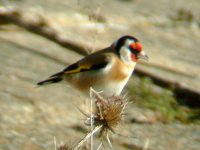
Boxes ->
[37,35,148,97]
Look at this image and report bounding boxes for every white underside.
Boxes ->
[91,70,133,97]
[91,81,126,97]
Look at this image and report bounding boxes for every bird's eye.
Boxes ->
[129,44,139,55]
[129,42,142,53]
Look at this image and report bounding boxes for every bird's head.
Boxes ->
[114,35,148,64]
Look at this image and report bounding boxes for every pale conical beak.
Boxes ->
[137,51,149,61]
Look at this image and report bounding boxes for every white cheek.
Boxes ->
[120,46,132,63]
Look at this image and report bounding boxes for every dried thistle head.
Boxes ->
[57,143,88,150]
[86,90,128,136]
[57,144,73,150]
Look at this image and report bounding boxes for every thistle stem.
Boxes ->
[74,125,103,150]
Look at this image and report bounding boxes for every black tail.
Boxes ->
[37,72,63,86]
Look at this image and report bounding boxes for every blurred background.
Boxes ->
[0,0,200,149]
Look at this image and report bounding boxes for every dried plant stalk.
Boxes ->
[74,125,102,150]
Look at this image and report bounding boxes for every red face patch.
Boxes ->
[130,42,142,52]
[131,53,137,62]
[136,42,142,52]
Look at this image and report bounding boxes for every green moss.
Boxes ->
[127,76,199,123]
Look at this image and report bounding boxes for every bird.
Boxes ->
[37,35,148,97]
